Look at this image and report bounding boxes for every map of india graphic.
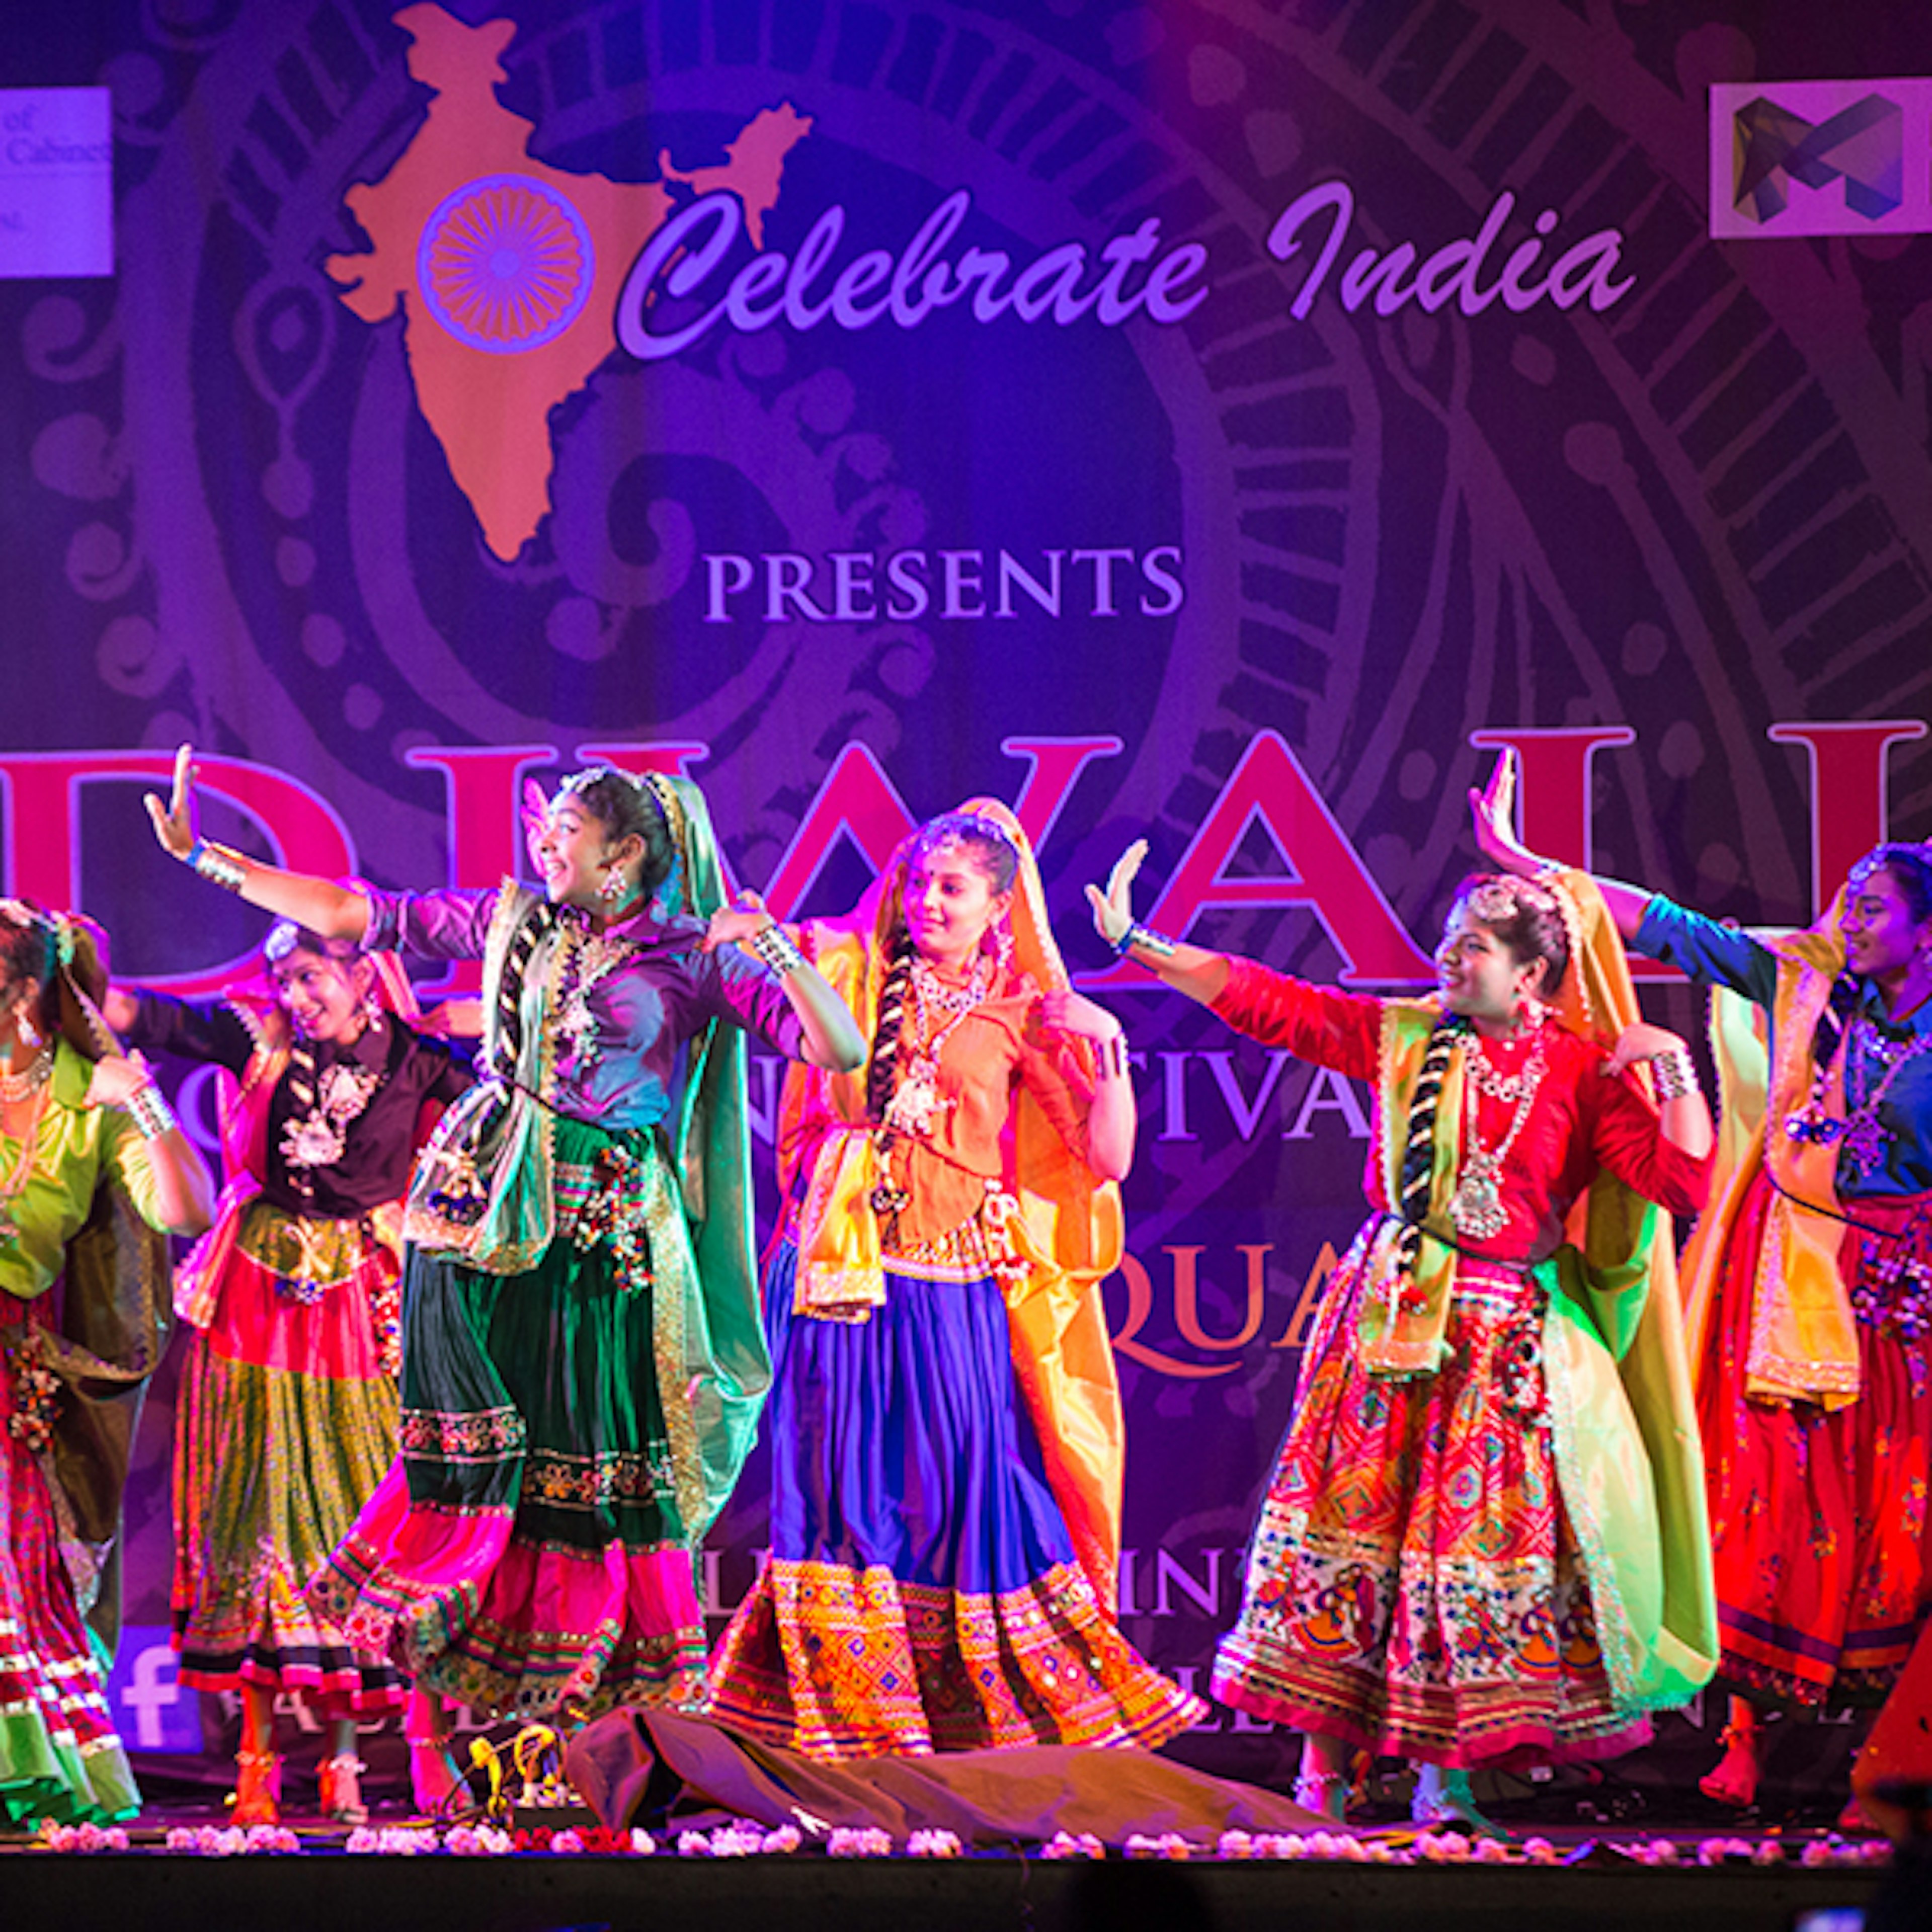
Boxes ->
[328,4,811,559]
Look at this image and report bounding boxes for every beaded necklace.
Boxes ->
[0,1078,52,1243]
[880,955,992,1139]
[1786,1012,1932,1182]
[1447,1021,1549,1240]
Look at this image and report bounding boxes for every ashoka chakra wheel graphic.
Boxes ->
[417,174,595,353]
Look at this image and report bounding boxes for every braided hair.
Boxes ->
[865,931,916,1123]
[1391,1018,1462,1273]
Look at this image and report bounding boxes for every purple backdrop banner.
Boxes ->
[3,0,1928,1793]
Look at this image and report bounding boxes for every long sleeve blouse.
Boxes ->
[122,992,473,1218]
[1,1044,169,1301]
[361,885,806,1134]
[1210,955,1711,1264]
[1635,895,1932,1200]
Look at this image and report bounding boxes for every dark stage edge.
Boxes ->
[1,1822,1899,1932]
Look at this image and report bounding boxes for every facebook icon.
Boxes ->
[103,1628,202,1753]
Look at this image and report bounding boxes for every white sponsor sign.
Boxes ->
[0,88,113,278]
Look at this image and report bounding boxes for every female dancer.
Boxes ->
[144,747,863,1770]
[1089,819,1717,1826]
[1474,755,1932,1817]
[106,923,471,1824]
[704,803,1204,1757]
[0,900,215,1822]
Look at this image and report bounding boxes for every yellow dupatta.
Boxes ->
[777,800,1129,1616]
[1677,908,1860,1409]
[1358,873,1716,1710]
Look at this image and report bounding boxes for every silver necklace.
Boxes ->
[0,1048,53,1105]
[1447,1024,1549,1240]
[882,957,991,1139]
[1786,1015,1932,1181]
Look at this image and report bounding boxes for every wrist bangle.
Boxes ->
[123,1079,178,1140]
[1112,922,1177,961]
[188,838,247,895]
[1650,1047,1698,1103]
[745,920,805,977]
[1098,1032,1130,1082]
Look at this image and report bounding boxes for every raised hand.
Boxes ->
[143,742,200,860]
[85,1049,157,1110]
[702,889,779,953]
[1037,987,1122,1043]
[521,777,551,872]
[1085,838,1148,947]
[1604,1021,1689,1078]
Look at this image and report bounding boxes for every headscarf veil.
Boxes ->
[776,799,1130,1614]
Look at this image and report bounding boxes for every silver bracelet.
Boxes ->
[1112,922,1177,961]
[1650,1047,1698,1103]
[123,1079,179,1140]
[745,921,805,977]
[188,838,247,894]
[1097,1031,1130,1082]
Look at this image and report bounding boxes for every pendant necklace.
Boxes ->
[1785,1013,1932,1181]
[881,955,991,1140]
[1447,1020,1548,1241]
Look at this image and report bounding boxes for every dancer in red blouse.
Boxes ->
[1088,832,1717,1829]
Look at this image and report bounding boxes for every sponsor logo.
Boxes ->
[1710,78,1932,238]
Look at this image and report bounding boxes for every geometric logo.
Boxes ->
[1710,79,1931,238]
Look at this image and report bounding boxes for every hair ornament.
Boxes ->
[1848,840,1932,892]
[1463,875,1557,924]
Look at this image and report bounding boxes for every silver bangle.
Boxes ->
[745,921,804,977]
[124,1080,178,1140]
[1650,1047,1698,1103]
[188,838,247,894]
[1113,922,1177,961]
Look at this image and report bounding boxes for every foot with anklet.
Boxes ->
[1411,1763,1509,1838]
[1699,1701,1762,1810]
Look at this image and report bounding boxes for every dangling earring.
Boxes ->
[363,991,384,1037]
[15,1006,41,1052]
[599,866,626,906]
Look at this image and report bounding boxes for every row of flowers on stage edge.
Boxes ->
[24,1818,1898,1867]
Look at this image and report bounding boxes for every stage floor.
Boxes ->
[3,1772,1906,1932]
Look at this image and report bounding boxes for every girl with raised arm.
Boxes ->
[703,803,1204,1756]
[1474,749,1932,1822]
[105,923,472,1824]
[1090,819,1717,1829]
[0,901,214,1823]
[146,746,863,1797]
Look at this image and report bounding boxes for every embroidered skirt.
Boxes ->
[0,1299,140,1823]
[1212,1236,1645,1768]
[703,1235,1205,1758]
[308,1116,702,1718]
[1699,1184,1932,1703]
[172,1197,405,1714]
